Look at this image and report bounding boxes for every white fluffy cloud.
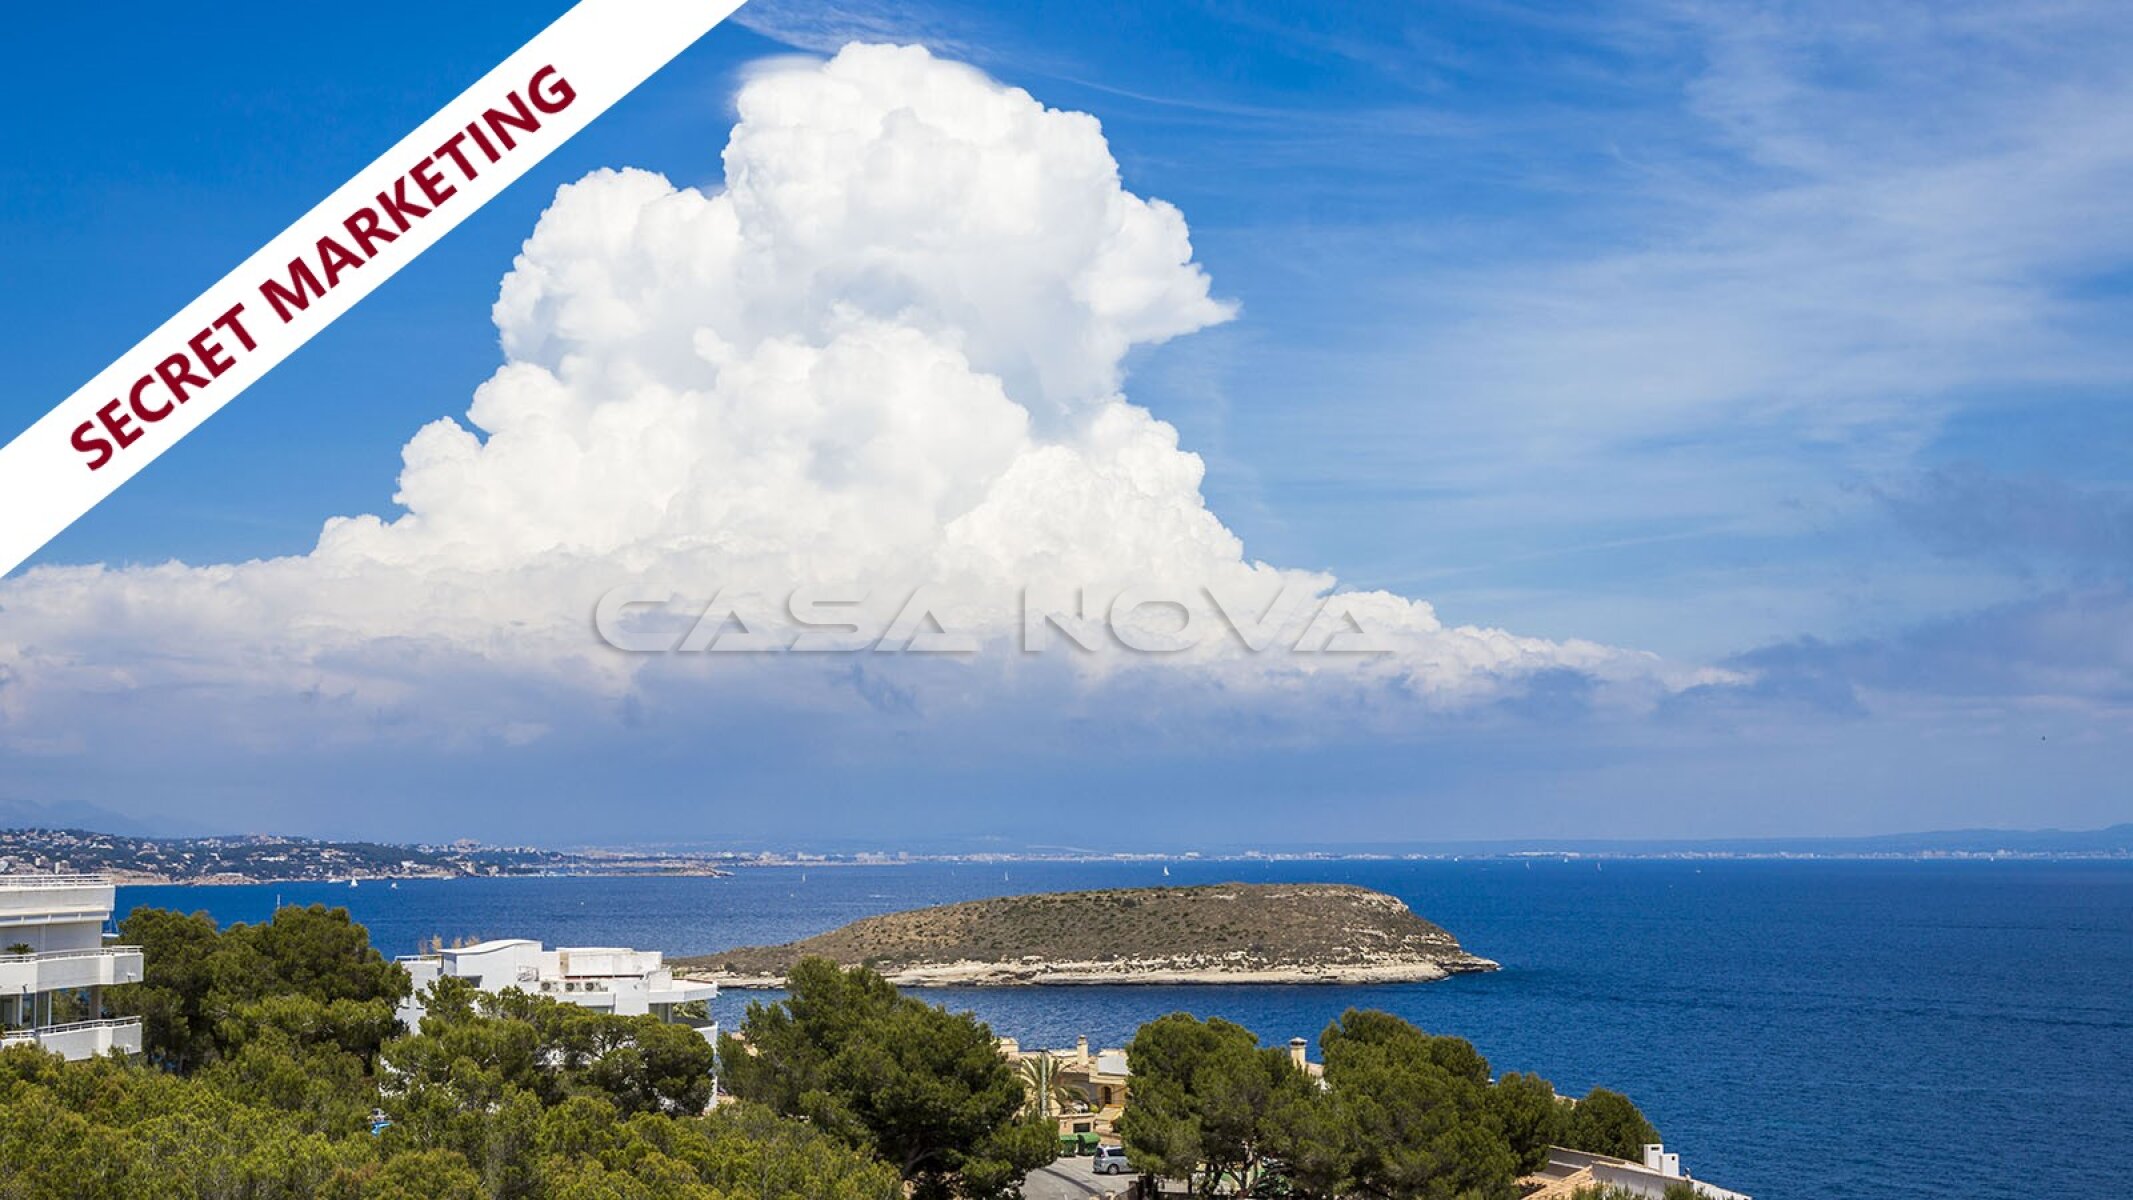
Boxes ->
[0,45,1697,753]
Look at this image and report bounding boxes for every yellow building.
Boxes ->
[1000,1032,1324,1146]
[1000,1034,1132,1142]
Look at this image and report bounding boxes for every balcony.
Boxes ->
[0,875,118,927]
[0,1017,143,1061]
[0,946,144,993]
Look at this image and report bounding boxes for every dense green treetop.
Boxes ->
[1119,1012,1320,1198]
[1560,1087,1663,1162]
[721,957,1054,1200]
[115,903,407,1073]
[1314,1009,1518,1200]
[1120,1008,1663,1200]
[1489,1071,1567,1175]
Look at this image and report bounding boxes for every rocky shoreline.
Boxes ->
[695,953,1498,989]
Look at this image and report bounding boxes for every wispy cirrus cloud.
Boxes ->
[1873,467,2133,579]
[1146,1,2133,666]
[729,0,981,59]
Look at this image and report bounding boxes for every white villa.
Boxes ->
[1529,1144,1751,1200]
[0,874,143,1060]
[395,939,717,1040]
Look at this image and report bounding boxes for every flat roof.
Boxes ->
[442,938,542,954]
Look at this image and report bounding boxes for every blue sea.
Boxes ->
[118,858,2133,1200]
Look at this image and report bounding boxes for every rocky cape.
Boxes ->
[675,882,1498,987]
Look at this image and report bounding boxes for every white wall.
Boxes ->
[1,1020,143,1061]
[0,947,142,994]
[0,879,116,952]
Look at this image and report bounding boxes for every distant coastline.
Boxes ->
[0,828,734,886]
[4,823,2129,886]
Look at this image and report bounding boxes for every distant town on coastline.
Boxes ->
[1,823,2128,884]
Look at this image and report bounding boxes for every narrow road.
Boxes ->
[1020,1160,1119,1199]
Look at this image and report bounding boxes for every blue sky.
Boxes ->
[1,1,2129,845]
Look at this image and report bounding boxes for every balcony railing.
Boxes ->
[1,1016,144,1062]
[0,945,141,964]
[0,874,112,889]
[12,1017,140,1035]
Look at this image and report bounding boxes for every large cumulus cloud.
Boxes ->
[0,45,1692,756]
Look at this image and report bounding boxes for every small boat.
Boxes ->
[349,878,359,888]
[389,881,399,890]
[1162,866,1170,877]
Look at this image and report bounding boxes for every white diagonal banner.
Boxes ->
[0,0,745,577]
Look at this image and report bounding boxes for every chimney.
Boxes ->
[1075,1035,1090,1067]
[1289,1037,1308,1070]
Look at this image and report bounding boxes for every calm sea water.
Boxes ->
[118,858,2133,1200]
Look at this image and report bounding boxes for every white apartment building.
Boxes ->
[0,874,144,1060]
[396,939,717,1040]
[1537,1144,1751,1200]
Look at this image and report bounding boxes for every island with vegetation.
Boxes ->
[676,882,1498,986]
